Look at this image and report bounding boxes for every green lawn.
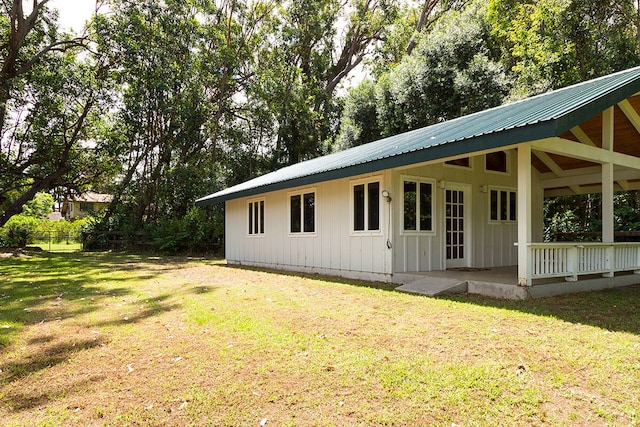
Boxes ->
[31,241,83,253]
[0,251,639,426]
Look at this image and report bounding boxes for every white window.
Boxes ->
[489,187,516,222]
[289,190,315,234]
[485,151,509,174]
[402,177,435,233]
[248,199,265,235]
[352,179,381,232]
[445,157,471,168]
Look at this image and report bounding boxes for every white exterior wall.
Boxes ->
[225,149,545,278]
[225,172,394,281]
[392,150,523,272]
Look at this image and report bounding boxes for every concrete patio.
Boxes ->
[393,266,640,299]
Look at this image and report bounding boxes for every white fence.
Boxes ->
[528,242,640,281]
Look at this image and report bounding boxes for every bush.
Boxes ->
[3,215,43,247]
[147,206,222,255]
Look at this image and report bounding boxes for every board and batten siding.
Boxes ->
[392,149,543,272]
[225,149,545,277]
[224,172,394,281]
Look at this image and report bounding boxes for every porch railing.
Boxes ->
[527,242,640,281]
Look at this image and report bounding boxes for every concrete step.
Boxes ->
[394,274,467,296]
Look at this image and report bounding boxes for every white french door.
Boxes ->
[445,185,470,268]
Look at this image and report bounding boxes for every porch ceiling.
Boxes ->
[538,93,640,197]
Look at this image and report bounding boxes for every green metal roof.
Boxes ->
[196,66,640,206]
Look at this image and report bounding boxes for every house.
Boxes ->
[62,192,113,220]
[196,67,640,299]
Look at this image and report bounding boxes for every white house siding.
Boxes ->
[392,150,527,272]
[225,149,546,277]
[224,172,394,281]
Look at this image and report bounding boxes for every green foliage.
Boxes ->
[21,192,54,218]
[336,79,381,149]
[338,2,511,147]
[544,191,640,241]
[147,206,223,255]
[1,215,42,247]
[487,0,640,97]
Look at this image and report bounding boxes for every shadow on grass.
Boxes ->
[1,337,107,384]
[443,283,640,335]
[4,375,103,412]
[0,251,193,348]
[0,251,193,414]
[90,294,180,328]
[221,263,398,292]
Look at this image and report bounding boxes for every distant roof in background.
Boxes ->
[196,66,640,206]
[67,191,113,203]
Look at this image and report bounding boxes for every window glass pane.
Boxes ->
[509,192,516,221]
[500,190,508,220]
[368,182,380,231]
[254,202,259,234]
[290,195,301,233]
[403,181,417,231]
[419,182,432,231]
[248,202,253,234]
[259,200,265,233]
[445,158,470,167]
[490,190,498,221]
[486,151,507,172]
[303,193,315,232]
[354,184,365,231]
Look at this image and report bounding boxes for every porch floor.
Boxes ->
[393,266,640,299]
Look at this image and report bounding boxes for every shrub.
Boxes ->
[3,215,42,247]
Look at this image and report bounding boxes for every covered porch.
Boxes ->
[517,99,640,291]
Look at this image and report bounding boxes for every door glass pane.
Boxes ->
[419,182,432,231]
[404,181,417,231]
[368,182,380,230]
[290,195,301,233]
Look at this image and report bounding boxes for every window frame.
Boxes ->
[350,177,383,235]
[484,151,511,175]
[288,188,317,236]
[247,197,265,237]
[400,176,436,236]
[488,186,517,224]
[444,157,473,170]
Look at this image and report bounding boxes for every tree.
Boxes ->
[21,191,53,218]
[93,0,270,230]
[0,1,112,227]
[487,0,640,97]
[338,2,510,147]
[256,0,398,166]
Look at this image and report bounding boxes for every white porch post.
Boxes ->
[602,107,615,277]
[517,144,532,286]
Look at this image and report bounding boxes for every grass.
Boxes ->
[0,251,639,426]
[31,241,83,253]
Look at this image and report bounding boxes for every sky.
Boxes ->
[48,0,98,33]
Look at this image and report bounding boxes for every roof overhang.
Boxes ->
[196,66,640,206]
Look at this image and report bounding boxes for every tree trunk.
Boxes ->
[0,167,67,226]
